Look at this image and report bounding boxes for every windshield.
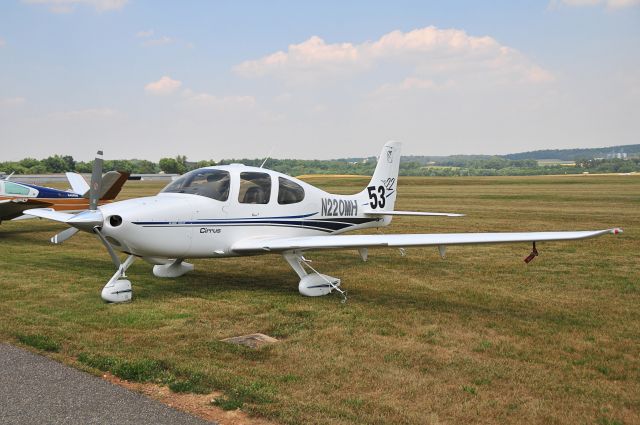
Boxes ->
[161,169,230,201]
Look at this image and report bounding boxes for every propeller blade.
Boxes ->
[89,150,104,211]
[51,227,79,244]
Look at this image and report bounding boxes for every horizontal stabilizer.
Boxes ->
[364,210,464,217]
[232,228,622,254]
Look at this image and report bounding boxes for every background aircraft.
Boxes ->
[0,164,129,224]
[26,142,621,303]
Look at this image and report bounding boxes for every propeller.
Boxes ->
[51,226,80,244]
[50,150,105,244]
[47,150,123,274]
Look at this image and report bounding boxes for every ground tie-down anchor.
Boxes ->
[524,241,539,264]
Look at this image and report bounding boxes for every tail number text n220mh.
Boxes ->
[321,199,358,216]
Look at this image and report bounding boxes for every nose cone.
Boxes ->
[66,209,104,231]
[98,194,196,257]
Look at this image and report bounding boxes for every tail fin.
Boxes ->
[361,141,401,212]
[65,172,90,196]
[99,171,130,200]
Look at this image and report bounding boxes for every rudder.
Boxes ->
[361,141,401,212]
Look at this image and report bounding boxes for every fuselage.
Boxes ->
[0,180,101,222]
[0,180,82,206]
[98,165,385,259]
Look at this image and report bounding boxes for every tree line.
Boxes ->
[1,154,639,177]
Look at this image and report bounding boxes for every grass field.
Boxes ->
[1,175,638,424]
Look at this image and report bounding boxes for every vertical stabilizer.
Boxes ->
[361,141,402,212]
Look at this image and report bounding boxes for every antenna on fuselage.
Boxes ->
[259,147,275,168]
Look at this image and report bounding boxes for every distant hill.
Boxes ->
[337,144,640,163]
[501,144,640,161]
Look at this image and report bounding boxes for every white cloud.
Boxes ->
[0,38,5,47]
[234,26,554,86]
[552,0,640,8]
[23,0,128,13]
[144,76,182,95]
[373,77,456,96]
[136,29,154,38]
[50,108,117,120]
[0,97,27,108]
[235,35,365,79]
[181,89,256,109]
[136,30,174,47]
[142,36,173,47]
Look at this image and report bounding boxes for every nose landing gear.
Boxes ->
[101,254,135,303]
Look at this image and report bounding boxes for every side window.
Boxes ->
[239,172,271,204]
[5,182,30,195]
[278,177,305,204]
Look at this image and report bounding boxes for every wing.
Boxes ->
[364,209,464,217]
[232,229,622,254]
[0,199,53,221]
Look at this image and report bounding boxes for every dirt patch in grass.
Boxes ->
[102,372,277,425]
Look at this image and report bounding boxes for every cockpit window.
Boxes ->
[5,181,30,195]
[161,169,230,201]
[238,172,271,204]
[278,177,305,204]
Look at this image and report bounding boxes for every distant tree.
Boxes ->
[19,158,39,169]
[62,155,75,171]
[75,161,92,173]
[159,157,186,174]
[43,155,70,173]
[132,160,159,174]
[196,160,217,168]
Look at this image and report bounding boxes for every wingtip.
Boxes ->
[611,228,623,235]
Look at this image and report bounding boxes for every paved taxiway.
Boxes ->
[0,344,214,424]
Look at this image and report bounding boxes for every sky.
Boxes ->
[0,0,639,162]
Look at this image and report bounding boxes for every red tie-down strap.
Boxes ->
[524,242,539,264]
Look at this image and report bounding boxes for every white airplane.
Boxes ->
[26,142,621,303]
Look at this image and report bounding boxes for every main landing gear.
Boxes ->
[283,251,347,303]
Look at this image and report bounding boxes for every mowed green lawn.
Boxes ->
[1,175,638,424]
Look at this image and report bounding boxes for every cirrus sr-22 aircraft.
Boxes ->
[26,142,621,303]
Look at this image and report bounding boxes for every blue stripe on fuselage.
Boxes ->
[131,215,377,233]
[18,183,81,199]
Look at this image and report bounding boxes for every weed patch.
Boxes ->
[16,333,60,352]
[462,385,477,395]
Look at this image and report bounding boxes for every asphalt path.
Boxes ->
[0,344,214,424]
